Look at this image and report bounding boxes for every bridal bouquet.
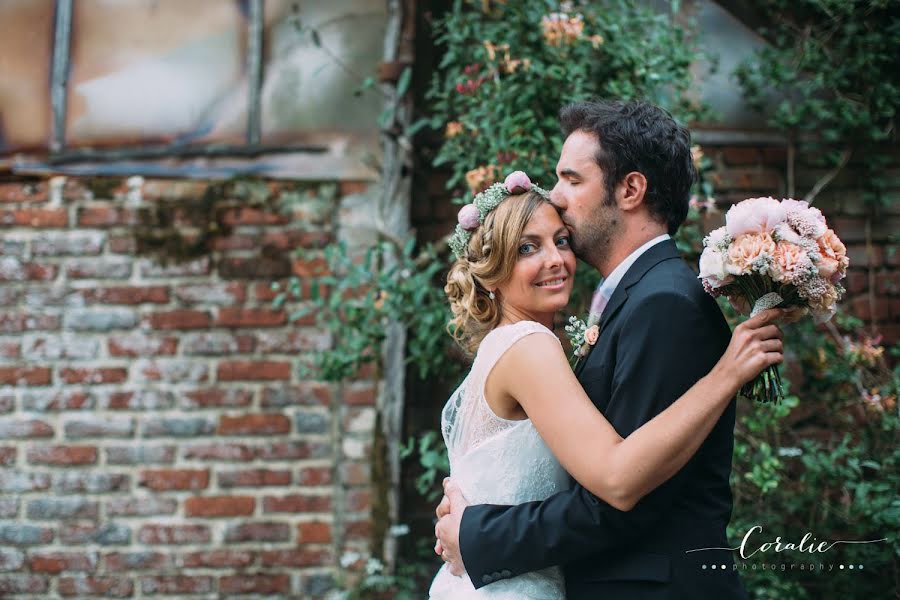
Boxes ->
[698,197,849,403]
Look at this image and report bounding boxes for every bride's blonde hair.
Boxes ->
[445,190,551,354]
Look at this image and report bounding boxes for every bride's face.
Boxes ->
[495,203,576,318]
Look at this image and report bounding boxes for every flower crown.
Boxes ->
[448,170,551,259]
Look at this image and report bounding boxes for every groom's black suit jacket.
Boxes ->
[459,239,749,599]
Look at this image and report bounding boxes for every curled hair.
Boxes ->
[444,190,550,354]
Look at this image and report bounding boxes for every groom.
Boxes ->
[435,100,749,599]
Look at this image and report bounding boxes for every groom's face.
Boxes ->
[550,129,620,265]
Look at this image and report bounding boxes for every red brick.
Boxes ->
[77,206,139,227]
[719,147,761,166]
[845,270,868,294]
[0,181,48,203]
[0,340,19,358]
[184,496,255,517]
[0,262,59,281]
[0,313,59,333]
[138,524,211,545]
[108,235,135,253]
[180,389,253,409]
[223,522,290,543]
[219,574,290,595]
[292,256,329,277]
[28,552,97,573]
[108,335,178,357]
[0,367,52,386]
[339,181,370,195]
[261,229,331,250]
[139,469,209,491]
[341,462,370,486]
[846,244,883,268]
[60,367,127,385]
[139,575,213,595]
[848,296,890,321]
[183,443,257,462]
[831,216,867,243]
[263,494,331,513]
[297,466,333,486]
[0,574,50,595]
[147,310,211,330]
[27,446,97,465]
[89,286,169,305]
[217,361,290,382]
[180,550,254,569]
[0,419,54,439]
[217,413,291,435]
[211,233,256,251]
[22,390,90,411]
[0,447,16,466]
[219,469,291,488]
[219,256,292,279]
[343,383,377,406]
[345,519,372,540]
[106,497,177,517]
[221,206,290,226]
[260,383,332,407]
[257,441,330,460]
[297,521,331,543]
[58,576,133,598]
[259,548,331,567]
[104,552,171,571]
[216,308,286,328]
[345,489,372,512]
[0,208,67,227]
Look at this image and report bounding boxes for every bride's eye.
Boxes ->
[518,242,536,255]
[556,236,570,248]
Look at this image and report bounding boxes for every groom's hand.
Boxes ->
[435,479,469,576]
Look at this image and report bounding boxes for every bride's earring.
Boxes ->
[489,290,495,300]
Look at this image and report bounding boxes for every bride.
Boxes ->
[428,173,786,599]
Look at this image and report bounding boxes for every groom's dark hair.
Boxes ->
[559,99,697,234]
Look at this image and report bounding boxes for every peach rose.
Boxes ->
[817,228,848,280]
[584,325,599,346]
[770,241,807,283]
[726,233,776,275]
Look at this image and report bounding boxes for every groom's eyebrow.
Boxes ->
[559,168,581,179]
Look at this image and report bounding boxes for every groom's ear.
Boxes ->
[616,171,648,211]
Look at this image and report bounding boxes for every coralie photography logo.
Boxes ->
[685,525,889,573]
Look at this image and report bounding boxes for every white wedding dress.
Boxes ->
[429,320,569,600]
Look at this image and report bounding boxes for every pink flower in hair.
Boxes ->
[503,171,532,194]
[457,204,481,231]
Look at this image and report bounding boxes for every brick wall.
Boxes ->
[0,176,377,598]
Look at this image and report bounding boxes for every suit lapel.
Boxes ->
[599,239,681,330]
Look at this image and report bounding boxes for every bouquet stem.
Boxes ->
[740,364,784,403]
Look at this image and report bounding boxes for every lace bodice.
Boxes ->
[430,321,570,599]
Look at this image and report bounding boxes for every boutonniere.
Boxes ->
[564,316,599,369]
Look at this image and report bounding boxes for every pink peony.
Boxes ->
[503,171,532,194]
[725,197,786,237]
[816,228,848,280]
[726,233,777,275]
[457,204,481,231]
[584,325,599,346]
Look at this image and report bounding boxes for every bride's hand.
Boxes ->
[714,307,786,388]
